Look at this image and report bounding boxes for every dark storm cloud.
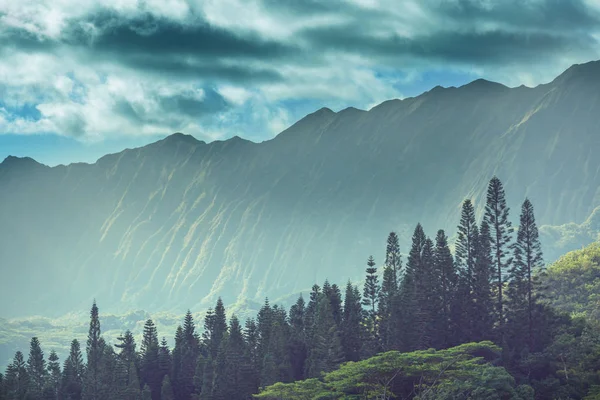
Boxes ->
[67,11,294,59]
[300,24,595,65]
[436,0,600,31]
[2,1,598,80]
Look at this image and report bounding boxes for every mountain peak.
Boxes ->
[161,132,199,145]
[460,78,508,91]
[0,155,45,169]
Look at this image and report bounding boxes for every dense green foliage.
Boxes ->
[2,178,600,400]
[544,242,600,321]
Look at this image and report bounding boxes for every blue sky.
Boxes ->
[1,0,600,166]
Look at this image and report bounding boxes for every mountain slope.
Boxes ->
[2,61,600,317]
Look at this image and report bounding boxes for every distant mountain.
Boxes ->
[2,61,600,318]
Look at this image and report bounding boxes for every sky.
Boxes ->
[1,0,600,166]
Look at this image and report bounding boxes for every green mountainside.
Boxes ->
[2,61,600,318]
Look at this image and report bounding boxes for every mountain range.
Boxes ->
[2,60,600,318]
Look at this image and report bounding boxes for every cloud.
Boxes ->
[0,0,599,143]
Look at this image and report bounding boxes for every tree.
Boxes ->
[472,221,494,342]
[323,281,342,326]
[212,316,254,400]
[341,282,363,362]
[157,338,171,388]
[26,337,46,398]
[379,232,402,352]
[83,301,102,400]
[160,376,175,400]
[62,340,84,400]
[397,223,427,352]
[362,256,380,322]
[484,177,514,341]
[139,319,160,400]
[362,256,380,355]
[454,199,479,342]
[507,198,544,352]
[177,311,200,400]
[305,297,344,378]
[288,296,307,381]
[432,230,457,348]
[46,350,61,400]
[5,351,28,400]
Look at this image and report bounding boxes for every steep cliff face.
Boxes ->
[2,61,600,318]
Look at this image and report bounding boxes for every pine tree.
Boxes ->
[340,282,363,361]
[417,237,436,350]
[432,230,457,348]
[361,256,379,355]
[98,343,118,400]
[454,200,479,342]
[115,330,138,398]
[472,221,494,342]
[362,256,379,322]
[243,319,259,394]
[212,316,254,400]
[157,338,171,389]
[322,281,342,326]
[397,223,426,352]
[171,325,184,399]
[0,372,4,400]
[160,375,175,400]
[288,296,307,381]
[26,337,46,398]
[46,350,61,400]
[62,340,84,400]
[304,285,321,350]
[378,232,402,351]
[5,351,28,400]
[139,319,160,400]
[484,177,513,341]
[178,311,200,400]
[305,296,344,378]
[124,361,141,400]
[507,198,544,352]
[83,301,102,400]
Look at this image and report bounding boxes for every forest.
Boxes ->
[2,177,600,400]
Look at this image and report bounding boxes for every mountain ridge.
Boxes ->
[2,60,600,318]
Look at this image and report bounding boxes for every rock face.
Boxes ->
[2,61,600,318]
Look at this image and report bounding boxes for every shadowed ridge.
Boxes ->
[552,59,600,84]
[271,106,337,142]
